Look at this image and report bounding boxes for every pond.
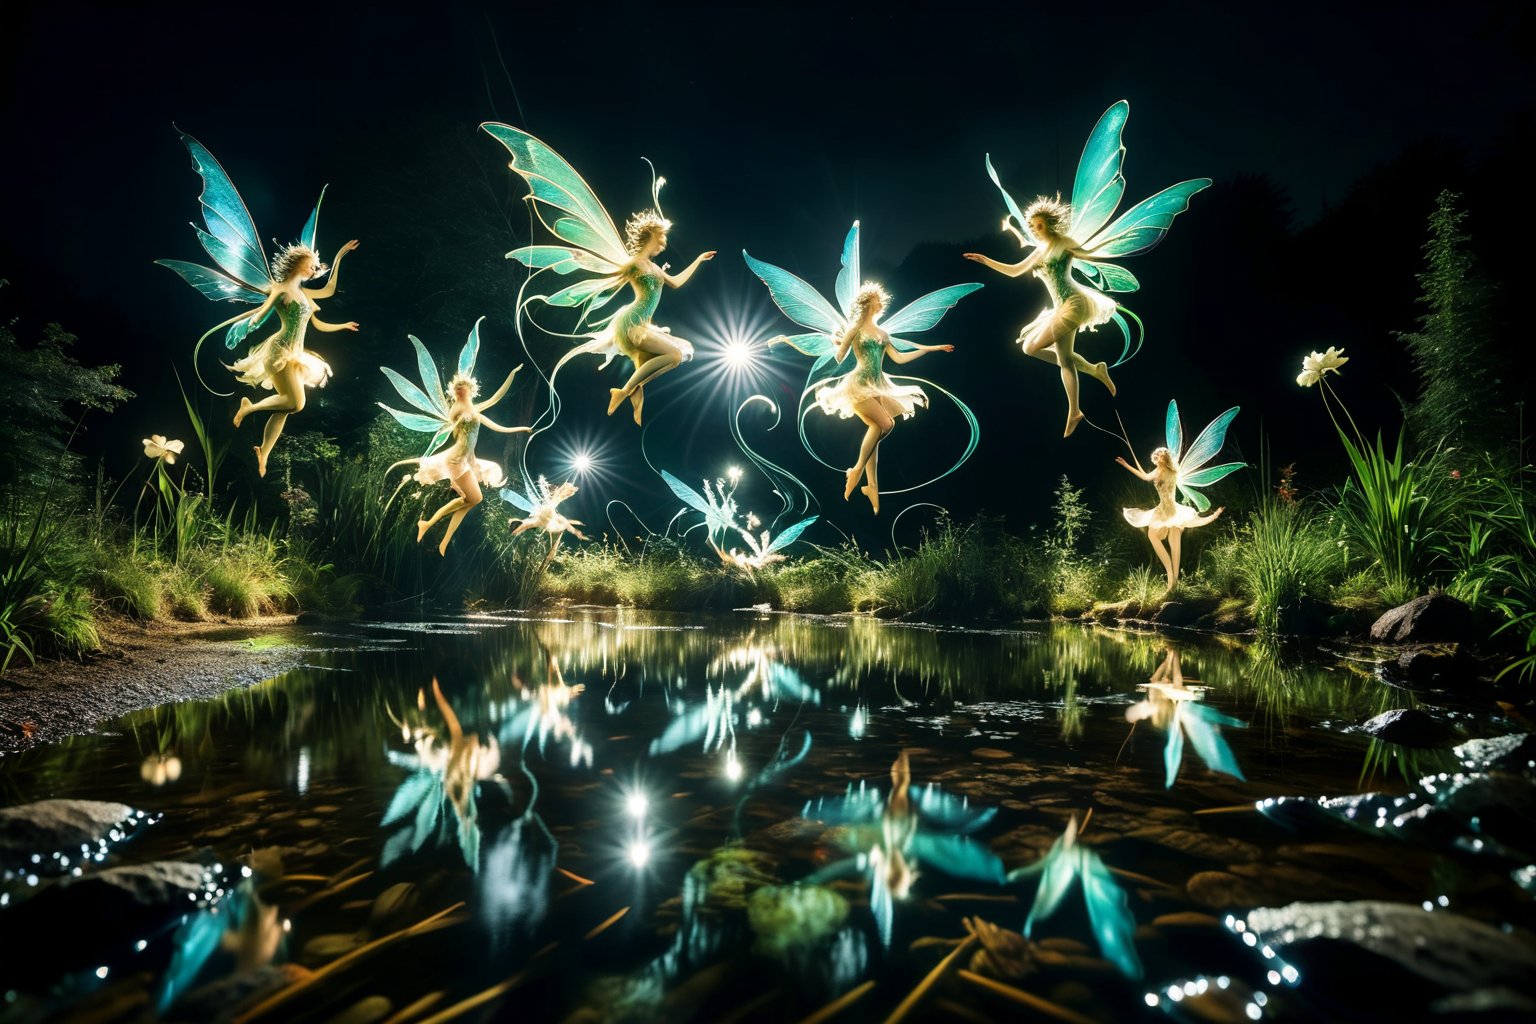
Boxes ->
[2,610,1533,1023]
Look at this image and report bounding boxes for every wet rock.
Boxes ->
[1125,826,1262,864]
[1185,870,1273,909]
[1392,646,1470,687]
[1226,862,1360,902]
[1151,911,1223,931]
[0,799,149,872]
[747,884,848,965]
[1454,733,1536,772]
[1243,901,1536,1005]
[1360,708,1459,748]
[1371,594,1474,644]
[970,747,1015,761]
[1153,601,1196,627]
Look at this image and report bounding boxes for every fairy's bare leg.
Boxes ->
[1023,315,1094,436]
[609,331,690,418]
[437,473,483,556]
[1146,526,1175,591]
[629,385,645,426]
[848,399,894,506]
[1167,528,1184,590]
[419,476,467,542]
[249,364,305,477]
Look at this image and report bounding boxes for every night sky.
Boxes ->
[3,2,1532,549]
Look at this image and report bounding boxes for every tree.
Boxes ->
[1397,191,1503,451]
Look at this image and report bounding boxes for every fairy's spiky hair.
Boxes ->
[270,243,324,283]
[1023,194,1072,239]
[851,282,891,323]
[447,372,480,399]
[623,210,672,254]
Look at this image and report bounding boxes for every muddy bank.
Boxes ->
[0,614,312,753]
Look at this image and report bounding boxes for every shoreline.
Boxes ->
[0,613,310,754]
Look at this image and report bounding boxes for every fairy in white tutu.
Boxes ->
[1117,400,1244,591]
[966,101,1209,437]
[379,319,531,556]
[156,129,359,477]
[745,222,980,514]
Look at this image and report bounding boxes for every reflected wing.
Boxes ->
[383,771,439,826]
[803,784,885,824]
[762,663,820,705]
[881,283,983,340]
[834,221,861,318]
[1021,838,1078,936]
[481,123,628,266]
[742,251,846,337]
[175,129,270,290]
[1073,258,1140,294]
[764,515,817,555]
[1165,400,1184,460]
[1081,851,1143,978]
[1163,714,1187,788]
[1070,101,1130,245]
[985,154,1029,240]
[648,704,716,754]
[868,854,896,948]
[909,833,1006,884]
[299,185,326,251]
[913,784,997,833]
[1081,178,1212,258]
[1183,703,1247,781]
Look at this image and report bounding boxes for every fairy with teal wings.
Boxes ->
[744,222,981,514]
[1116,400,1244,591]
[481,123,715,427]
[1125,646,1247,788]
[964,100,1210,437]
[156,129,360,477]
[377,319,531,556]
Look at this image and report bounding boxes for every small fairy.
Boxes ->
[483,124,715,425]
[503,478,589,542]
[378,319,531,556]
[157,129,359,476]
[965,101,1209,436]
[745,222,980,514]
[1117,400,1243,592]
[1125,647,1247,789]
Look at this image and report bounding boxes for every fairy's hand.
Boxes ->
[697,251,717,262]
[1115,456,1131,467]
[339,240,360,255]
[342,321,360,331]
[1212,506,1225,519]
[962,252,986,262]
[936,344,955,353]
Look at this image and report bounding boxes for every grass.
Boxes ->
[1233,499,1347,635]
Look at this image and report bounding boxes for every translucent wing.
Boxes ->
[1182,702,1247,782]
[409,336,449,416]
[880,283,983,338]
[1180,462,1245,489]
[908,833,1007,884]
[381,367,444,418]
[155,259,267,305]
[1163,715,1187,788]
[761,664,820,705]
[774,333,839,361]
[498,486,538,515]
[383,772,439,826]
[481,123,628,266]
[175,129,270,289]
[1069,101,1130,245]
[1177,406,1240,475]
[913,784,998,833]
[1021,837,1079,935]
[868,854,896,947]
[377,403,448,435]
[508,244,619,275]
[1081,179,1212,259]
[660,469,713,516]
[1165,400,1184,459]
[742,251,846,337]
[155,901,228,1013]
[764,515,817,555]
[803,784,885,824]
[834,221,861,318]
[648,704,716,755]
[984,154,1028,239]
[1081,852,1143,978]
[458,317,482,379]
[299,185,326,251]
[1072,258,1140,294]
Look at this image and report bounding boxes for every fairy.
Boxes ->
[1116,400,1243,591]
[964,101,1210,436]
[1125,647,1247,788]
[482,123,715,425]
[378,319,531,556]
[659,467,816,568]
[744,222,981,514]
[156,129,359,476]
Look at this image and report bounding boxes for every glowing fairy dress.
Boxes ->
[814,329,928,420]
[1123,400,1244,528]
[412,417,506,489]
[611,262,690,363]
[1017,244,1118,353]
[228,292,332,392]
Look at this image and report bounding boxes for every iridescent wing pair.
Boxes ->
[743,221,981,375]
[378,317,487,455]
[986,101,1210,362]
[1164,399,1245,512]
[1009,816,1142,978]
[1163,698,1247,787]
[156,129,325,353]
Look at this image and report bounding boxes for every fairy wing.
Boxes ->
[834,221,861,318]
[984,154,1029,241]
[482,123,627,270]
[1080,178,1212,260]
[458,317,482,378]
[660,470,734,536]
[908,833,1007,884]
[1173,405,1243,510]
[1163,713,1187,788]
[499,484,538,516]
[882,283,983,349]
[1021,835,1079,936]
[1070,101,1131,245]
[1073,259,1141,294]
[300,185,326,251]
[1182,702,1247,782]
[742,251,847,348]
[1081,851,1143,978]
[803,783,886,824]
[912,783,997,833]
[174,129,270,291]
[764,515,817,555]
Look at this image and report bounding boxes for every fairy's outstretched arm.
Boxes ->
[832,327,858,364]
[1115,456,1155,482]
[475,367,522,414]
[664,251,716,288]
[478,415,533,435]
[884,341,953,365]
[963,248,1045,277]
[310,316,360,333]
[1187,506,1224,528]
[305,239,360,299]
[213,292,278,334]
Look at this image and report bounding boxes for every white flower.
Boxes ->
[142,435,186,464]
[1296,347,1348,387]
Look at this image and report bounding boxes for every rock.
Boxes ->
[1125,826,1263,864]
[1151,911,1223,930]
[1186,870,1273,909]
[1454,733,1536,772]
[970,747,1016,761]
[1392,646,1470,687]
[0,799,150,873]
[1371,594,1474,645]
[1153,601,1195,627]
[1242,901,1536,1006]
[1359,708,1459,748]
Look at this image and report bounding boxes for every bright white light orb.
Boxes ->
[723,339,755,370]
[572,452,594,475]
[625,792,649,820]
[626,840,651,868]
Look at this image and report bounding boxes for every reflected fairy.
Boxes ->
[483,124,715,425]
[378,320,531,556]
[745,222,980,513]
[1117,400,1243,591]
[965,101,1210,436]
[1125,648,1247,788]
[157,130,360,476]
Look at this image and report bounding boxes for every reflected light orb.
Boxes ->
[626,840,651,868]
[625,792,649,820]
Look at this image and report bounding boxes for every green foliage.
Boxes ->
[1443,459,1536,681]
[1332,424,1450,600]
[851,516,1043,620]
[1233,500,1346,634]
[1397,191,1503,451]
[766,554,859,614]
[1118,564,1164,608]
[96,551,163,620]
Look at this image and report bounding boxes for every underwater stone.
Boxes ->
[1359,708,1459,748]
[1454,733,1536,772]
[1370,594,1474,644]
[0,799,143,872]
[747,885,848,963]
[1185,870,1273,909]
[1392,646,1469,687]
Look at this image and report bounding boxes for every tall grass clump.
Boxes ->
[852,516,1037,620]
[1444,458,1536,680]
[1234,499,1344,634]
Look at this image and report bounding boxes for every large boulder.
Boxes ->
[1370,594,1475,644]
[1359,708,1459,748]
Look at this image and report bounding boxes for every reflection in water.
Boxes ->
[156,880,284,1014]
[804,751,1003,946]
[1126,646,1246,788]
[1009,815,1141,979]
